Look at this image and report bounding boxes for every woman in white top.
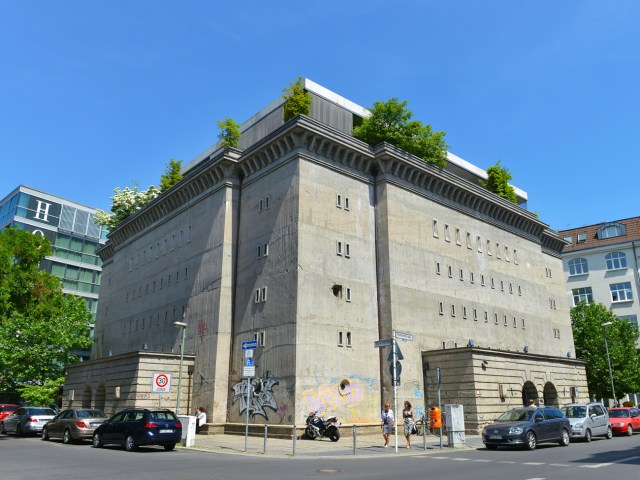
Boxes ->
[381,402,394,448]
[195,406,207,433]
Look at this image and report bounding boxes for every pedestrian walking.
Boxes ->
[403,401,415,448]
[195,406,207,434]
[381,402,394,448]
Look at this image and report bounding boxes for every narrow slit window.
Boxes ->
[463,306,467,319]
[448,265,453,278]
[473,309,478,321]
[459,269,464,281]
[345,243,351,258]
[338,331,344,347]
[433,220,439,238]
[477,236,482,253]
[439,302,444,315]
[336,194,342,208]
[346,331,352,347]
[344,197,350,211]
[264,243,269,256]
[455,228,462,245]
[337,241,343,256]
[436,262,441,275]
[486,240,492,255]
[444,224,450,242]
[259,331,265,346]
[466,232,472,249]
[346,288,352,302]
[496,243,500,258]
[451,304,456,317]
[261,286,268,302]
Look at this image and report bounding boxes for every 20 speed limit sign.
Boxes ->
[152,372,172,393]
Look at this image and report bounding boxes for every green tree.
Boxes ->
[482,161,518,203]
[159,159,183,192]
[282,77,312,121]
[94,183,160,230]
[217,117,241,148]
[0,228,92,402]
[353,98,448,168]
[570,302,640,401]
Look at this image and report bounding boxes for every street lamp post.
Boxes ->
[601,321,617,406]
[174,318,187,415]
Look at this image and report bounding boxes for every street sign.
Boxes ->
[152,372,172,393]
[387,343,404,361]
[245,349,254,358]
[374,339,393,348]
[242,340,258,350]
[395,331,414,341]
[390,361,402,386]
[243,366,255,377]
[245,358,254,367]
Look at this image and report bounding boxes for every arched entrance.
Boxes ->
[522,381,538,406]
[543,382,559,407]
[95,384,106,412]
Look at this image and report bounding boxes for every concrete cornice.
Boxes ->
[66,351,196,370]
[422,346,585,367]
[99,114,563,259]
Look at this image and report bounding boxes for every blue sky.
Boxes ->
[2,1,638,231]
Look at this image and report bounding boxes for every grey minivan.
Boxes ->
[561,402,612,442]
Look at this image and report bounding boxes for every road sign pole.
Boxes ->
[244,377,251,452]
[437,367,442,450]
[392,330,398,453]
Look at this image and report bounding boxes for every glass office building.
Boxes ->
[0,186,107,354]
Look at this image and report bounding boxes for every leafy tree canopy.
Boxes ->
[482,160,518,203]
[353,98,448,168]
[94,183,160,230]
[0,228,92,402]
[217,117,241,148]
[282,77,312,122]
[159,159,183,193]
[571,302,640,401]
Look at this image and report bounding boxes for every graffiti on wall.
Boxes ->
[303,377,373,415]
[232,378,279,419]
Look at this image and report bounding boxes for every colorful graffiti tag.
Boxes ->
[302,378,370,415]
[232,378,279,419]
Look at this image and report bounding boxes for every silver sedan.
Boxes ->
[1,407,56,436]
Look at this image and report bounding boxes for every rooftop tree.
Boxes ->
[217,117,241,148]
[282,77,312,121]
[159,159,183,192]
[353,98,448,168]
[482,160,518,203]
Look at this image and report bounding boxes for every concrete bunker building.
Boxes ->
[65,80,587,433]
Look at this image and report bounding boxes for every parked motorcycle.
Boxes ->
[305,411,340,442]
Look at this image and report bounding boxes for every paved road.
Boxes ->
[2,431,640,480]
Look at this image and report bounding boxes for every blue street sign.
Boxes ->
[245,358,254,367]
[242,340,258,350]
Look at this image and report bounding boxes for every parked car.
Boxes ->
[608,407,640,436]
[482,407,571,450]
[92,408,182,452]
[0,407,56,436]
[0,404,19,422]
[561,402,612,442]
[42,408,108,444]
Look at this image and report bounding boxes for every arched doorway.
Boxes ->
[82,385,92,408]
[543,382,559,407]
[95,384,106,412]
[522,381,538,406]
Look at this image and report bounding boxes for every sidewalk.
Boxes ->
[186,431,484,458]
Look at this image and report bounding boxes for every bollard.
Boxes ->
[422,421,426,450]
[353,425,357,455]
[292,424,296,457]
[264,424,268,454]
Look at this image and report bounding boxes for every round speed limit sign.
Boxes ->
[152,372,172,393]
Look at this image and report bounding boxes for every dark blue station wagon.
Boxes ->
[92,408,182,452]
